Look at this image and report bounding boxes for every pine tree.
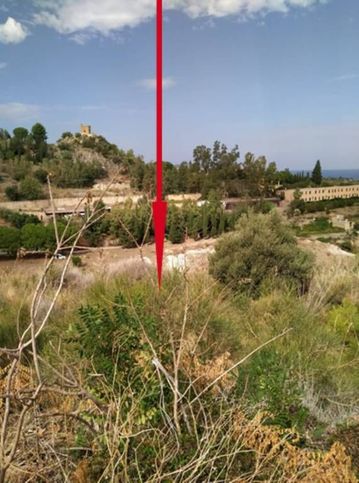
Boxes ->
[202,205,210,238]
[168,208,185,244]
[210,211,219,237]
[311,160,322,185]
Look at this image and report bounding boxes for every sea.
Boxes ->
[322,169,359,180]
[294,169,359,180]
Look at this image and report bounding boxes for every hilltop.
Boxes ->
[0,125,142,201]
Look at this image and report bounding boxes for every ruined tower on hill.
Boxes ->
[80,124,92,136]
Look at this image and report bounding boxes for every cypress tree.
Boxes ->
[311,160,322,185]
[202,205,209,238]
[169,208,185,244]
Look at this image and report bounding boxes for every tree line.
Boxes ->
[0,196,274,256]
[129,142,326,199]
[0,125,112,199]
[1,123,327,203]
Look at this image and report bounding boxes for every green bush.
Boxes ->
[209,212,314,296]
[33,167,49,184]
[72,255,83,267]
[19,176,45,200]
[47,158,106,188]
[0,208,41,228]
[0,226,21,256]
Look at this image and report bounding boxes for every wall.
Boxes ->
[284,185,359,203]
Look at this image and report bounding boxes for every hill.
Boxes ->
[0,125,142,201]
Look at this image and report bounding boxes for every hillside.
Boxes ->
[0,125,141,201]
[0,210,358,481]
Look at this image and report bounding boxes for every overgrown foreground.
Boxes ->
[0,251,358,480]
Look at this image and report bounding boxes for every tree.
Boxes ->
[19,176,45,200]
[288,189,305,215]
[61,131,73,140]
[31,123,48,162]
[5,184,20,201]
[0,227,21,256]
[10,127,29,157]
[311,160,322,186]
[20,224,59,251]
[168,206,185,244]
[209,212,314,296]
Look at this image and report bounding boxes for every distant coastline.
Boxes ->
[293,169,359,180]
[322,169,359,180]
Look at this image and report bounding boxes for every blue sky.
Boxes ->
[0,0,358,169]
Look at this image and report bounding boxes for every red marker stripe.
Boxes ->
[156,0,163,202]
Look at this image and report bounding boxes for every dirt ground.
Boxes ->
[0,238,218,280]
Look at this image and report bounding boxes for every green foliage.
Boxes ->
[19,176,45,200]
[5,185,20,201]
[328,300,359,355]
[72,255,83,267]
[128,141,280,198]
[311,160,323,186]
[209,211,314,296]
[20,224,51,251]
[236,348,309,429]
[0,292,29,347]
[60,131,73,140]
[83,201,111,247]
[31,123,48,162]
[109,198,152,248]
[295,217,342,236]
[19,222,67,252]
[168,205,185,243]
[46,158,106,188]
[5,177,45,201]
[0,226,21,256]
[0,208,41,229]
[71,293,160,401]
[33,167,49,184]
[288,189,306,215]
[7,158,32,181]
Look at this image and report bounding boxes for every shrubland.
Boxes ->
[4,125,354,204]
[0,210,358,481]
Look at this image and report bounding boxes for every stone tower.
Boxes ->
[80,124,92,136]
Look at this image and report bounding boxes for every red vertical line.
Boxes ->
[156,0,163,202]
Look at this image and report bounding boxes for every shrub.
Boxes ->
[209,211,314,296]
[19,176,45,200]
[72,255,83,267]
[33,167,49,184]
[0,208,41,229]
[5,185,20,201]
[0,226,21,256]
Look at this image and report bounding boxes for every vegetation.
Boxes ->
[108,196,243,248]
[295,217,344,236]
[0,221,71,255]
[0,126,358,480]
[0,245,358,480]
[209,211,314,296]
[0,208,40,229]
[311,159,323,186]
[304,197,359,213]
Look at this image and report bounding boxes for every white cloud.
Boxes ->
[0,102,40,121]
[329,73,359,82]
[0,17,28,44]
[138,77,176,90]
[34,0,326,37]
[0,61,7,69]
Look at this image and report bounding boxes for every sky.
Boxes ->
[0,0,358,170]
